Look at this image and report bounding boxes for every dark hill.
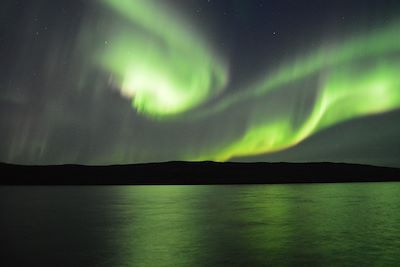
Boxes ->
[1,162,400,185]
[0,162,400,185]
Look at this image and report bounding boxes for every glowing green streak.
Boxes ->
[96,1,400,162]
[188,23,400,161]
[208,61,400,161]
[201,24,400,116]
[99,0,228,116]
[257,25,400,93]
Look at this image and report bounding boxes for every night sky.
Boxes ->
[1,0,400,166]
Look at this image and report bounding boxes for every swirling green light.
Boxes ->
[99,0,228,116]
[97,1,400,161]
[198,23,400,116]
[208,61,400,161]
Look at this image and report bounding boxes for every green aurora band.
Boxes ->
[210,62,400,161]
[97,0,400,162]
[99,0,228,116]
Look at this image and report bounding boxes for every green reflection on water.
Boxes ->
[111,186,204,266]
[110,183,400,266]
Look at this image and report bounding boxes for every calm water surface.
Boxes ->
[1,183,400,266]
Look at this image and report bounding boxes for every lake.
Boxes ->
[1,183,400,266]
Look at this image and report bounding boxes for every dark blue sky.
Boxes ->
[1,0,400,166]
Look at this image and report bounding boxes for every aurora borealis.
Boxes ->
[99,0,228,116]
[1,0,400,166]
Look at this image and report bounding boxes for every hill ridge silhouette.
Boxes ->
[1,161,399,185]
